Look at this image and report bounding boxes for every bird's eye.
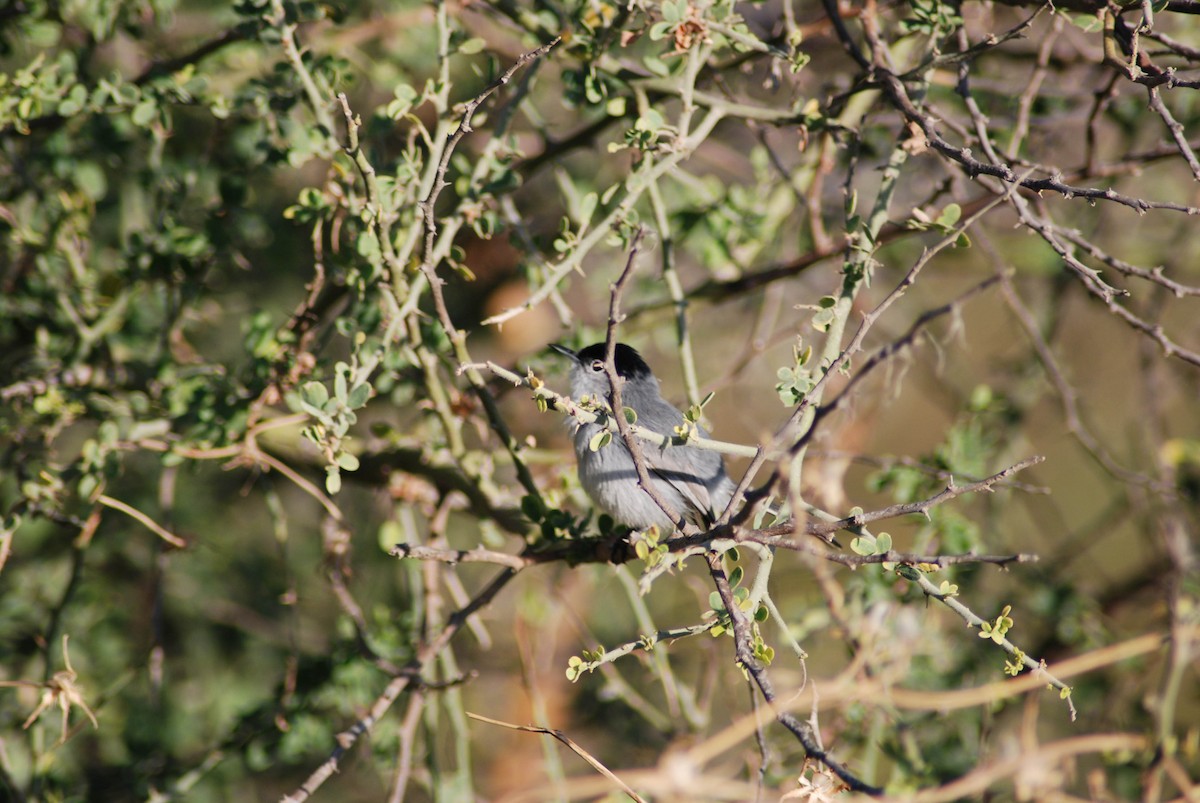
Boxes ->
[589,360,604,372]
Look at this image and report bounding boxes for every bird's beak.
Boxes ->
[548,343,579,363]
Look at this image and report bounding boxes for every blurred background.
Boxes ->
[1,0,1197,799]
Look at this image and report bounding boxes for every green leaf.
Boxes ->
[566,655,584,681]
[811,307,836,332]
[728,565,744,588]
[336,452,359,471]
[637,108,664,131]
[588,430,611,452]
[520,495,544,522]
[578,192,597,228]
[936,203,962,228]
[347,383,371,409]
[301,381,329,407]
[458,37,486,55]
[875,532,893,554]
[850,535,875,555]
[325,467,342,494]
[131,98,157,126]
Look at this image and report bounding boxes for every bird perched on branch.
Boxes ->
[550,342,736,531]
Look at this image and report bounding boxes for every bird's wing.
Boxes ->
[648,468,715,525]
[633,398,733,526]
[643,441,728,526]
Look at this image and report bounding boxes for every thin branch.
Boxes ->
[902,733,1147,803]
[1147,85,1200,180]
[820,0,870,70]
[732,158,1028,519]
[134,23,261,84]
[997,273,1165,487]
[464,359,762,460]
[390,543,530,571]
[875,66,1200,215]
[733,539,1038,570]
[417,36,561,279]
[566,621,716,678]
[952,55,1200,367]
[802,456,1045,538]
[267,0,336,136]
[96,495,187,548]
[750,272,1008,506]
[1051,224,1200,298]
[911,572,1076,719]
[256,450,345,522]
[705,552,881,794]
[467,712,648,803]
[387,691,426,803]
[601,227,688,532]
[279,567,519,802]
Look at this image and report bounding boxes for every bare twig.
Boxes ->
[705,552,881,794]
[600,227,689,532]
[997,273,1165,487]
[896,733,1147,803]
[1147,85,1200,180]
[803,456,1045,538]
[954,59,1200,367]
[468,712,648,803]
[417,36,561,279]
[728,538,1038,570]
[390,543,530,571]
[387,691,427,803]
[96,495,187,548]
[874,62,1200,214]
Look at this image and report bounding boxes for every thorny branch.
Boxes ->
[600,226,691,533]
[593,232,881,790]
[705,552,881,794]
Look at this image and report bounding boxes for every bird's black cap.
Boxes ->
[551,342,653,380]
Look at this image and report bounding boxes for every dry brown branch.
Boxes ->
[390,543,531,570]
[705,551,881,794]
[467,712,648,803]
[600,226,689,533]
[867,733,1150,803]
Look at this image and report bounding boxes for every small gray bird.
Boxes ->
[550,342,736,531]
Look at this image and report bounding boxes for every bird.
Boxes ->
[549,342,737,532]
